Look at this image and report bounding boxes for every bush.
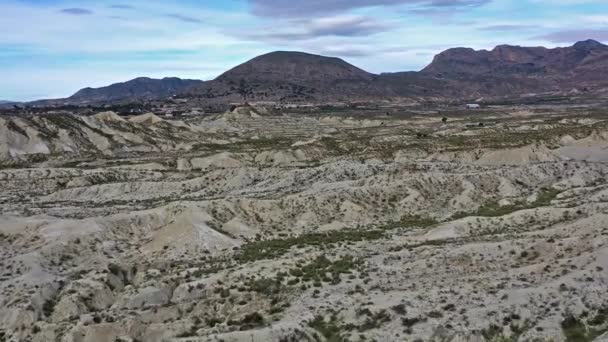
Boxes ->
[42,299,56,317]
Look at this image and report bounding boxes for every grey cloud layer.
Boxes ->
[60,8,93,15]
[109,5,135,10]
[60,6,201,24]
[249,0,491,17]
[61,5,200,24]
[534,29,608,43]
[427,0,488,7]
[479,25,540,32]
[242,16,390,41]
[166,14,203,24]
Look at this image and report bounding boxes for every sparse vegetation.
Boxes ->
[452,188,562,220]
[2,101,608,342]
[309,314,349,342]
[237,216,437,262]
[237,230,384,262]
[562,312,608,342]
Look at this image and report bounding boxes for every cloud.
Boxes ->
[581,15,608,25]
[311,43,450,59]
[406,0,490,21]
[309,16,391,36]
[0,2,242,54]
[109,4,135,10]
[249,0,491,17]
[317,45,418,57]
[479,24,540,31]
[533,29,608,43]
[166,13,203,24]
[408,7,453,17]
[60,8,93,15]
[318,48,374,57]
[240,15,391,41]
[427,0,489,6]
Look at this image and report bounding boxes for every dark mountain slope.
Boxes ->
[421,39,608,79]
[67,77,203,104]
[186,51,385,103]
[217,51,375,83]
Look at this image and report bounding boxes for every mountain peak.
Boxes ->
[216,50,374,83]
[573,39,607,50]
[492,44,519,50]
[260,51,324,58]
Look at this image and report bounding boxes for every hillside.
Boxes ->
[187,51,381,103]
[416,39,608,97]
[422,39,608,78]
[217,51,374,83]
[0,100,19,107]
[66,77,203,104]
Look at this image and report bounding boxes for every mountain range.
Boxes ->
[28,39,608,106]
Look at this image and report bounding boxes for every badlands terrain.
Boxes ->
[1,103,608,342]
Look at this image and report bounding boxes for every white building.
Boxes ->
[466,104,481,109]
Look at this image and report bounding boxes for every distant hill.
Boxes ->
[24,40,608,106]
[66,77,203,104]
[217,51,374,83]
[0,100,20,108]
[422,39,608,78]
[185,51,382,103]
[415,39,608,97]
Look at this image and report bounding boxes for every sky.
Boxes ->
[1,0,608,101]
